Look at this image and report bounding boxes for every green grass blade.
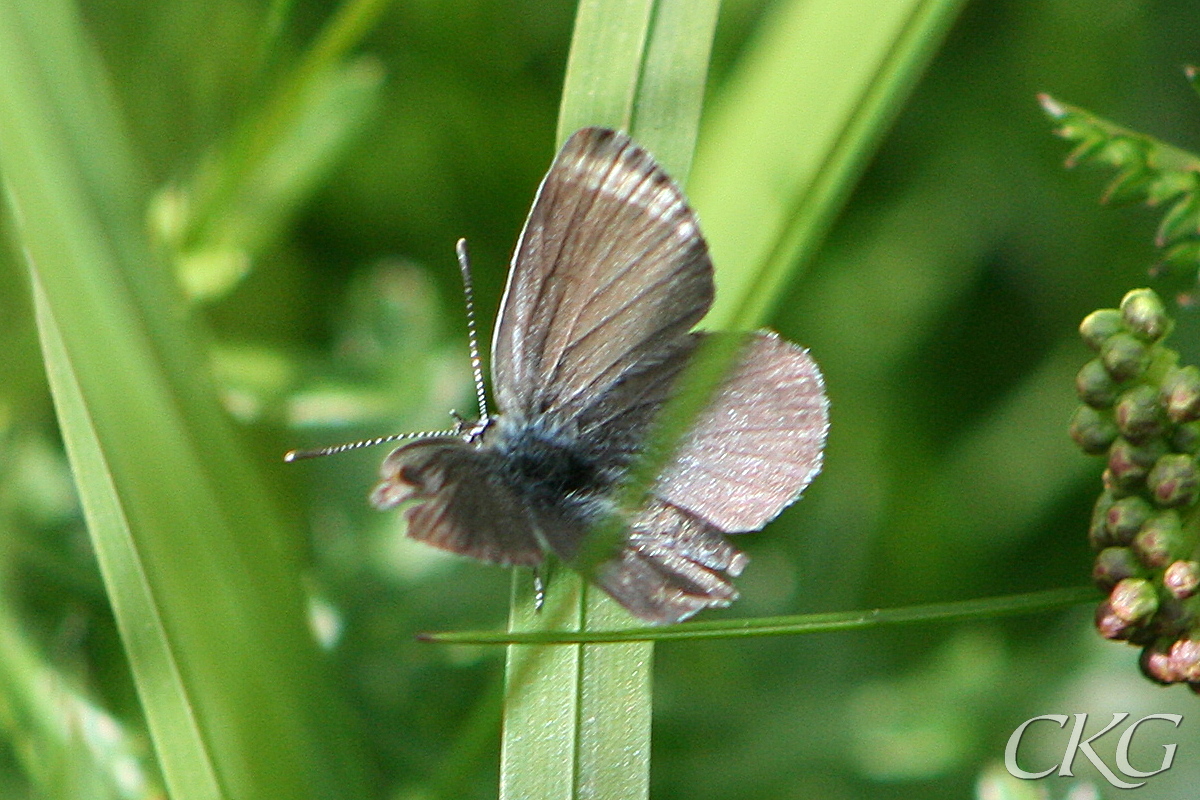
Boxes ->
[502,3,718,800]
[629,0,720,179]
[556,0,654,139]
[573,588,655,797]
[428,587,1098,645]
[31,275,224,800]
[504,0,966,795]
[0,2,371,799]
[499,572,585,799]
[692,0,968,330]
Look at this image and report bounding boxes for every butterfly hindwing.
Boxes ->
[585,332,827,622]
[592,498,747,624]
[653,332,829,533]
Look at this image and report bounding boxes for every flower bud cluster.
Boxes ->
[1072,289,1200,689]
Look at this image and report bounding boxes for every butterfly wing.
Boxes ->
[654,331,829,532]
[592,498,748,624]
[370,438,543,566]
[490,127,714,424]
[582,332,827,623]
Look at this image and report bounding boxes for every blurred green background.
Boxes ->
[3,0,1200,799]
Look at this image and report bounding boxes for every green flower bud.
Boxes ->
[1155,596,1194,637]
[1095,599,1139,641]
[1110,577,1160,623]
[1161,366,1200,424]
[1080,308,1124,351]
[1147,453,1200,507]
[1076,359,1120,408]
[1120,288,1170,342]
[1100,333,1151,382]
[1107,437,1168,493]
[1172,422,1200,455]
[1093,546,1143,589]
[1106,496,1155,545]
[1089,492,1116,549]
[1141,640,1178,685]
[1069,406,1118,454]
[1133,510,1184,568]
[1114,384,1165,442]
[1164,560,1200,600]
[1169,638,1200,683]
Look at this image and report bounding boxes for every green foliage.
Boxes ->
[0,0,373,798]
[1041,87,1200,291]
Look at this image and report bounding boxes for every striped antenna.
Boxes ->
[284,239,493,464]
[456,238,490,423]
[283,429,455,462]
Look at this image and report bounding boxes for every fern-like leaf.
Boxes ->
[1040,90,1200,279]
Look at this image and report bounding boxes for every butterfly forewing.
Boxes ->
[491,127,714,423]
[371,439,543,566]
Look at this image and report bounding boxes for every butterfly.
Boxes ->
[300,127,828,624]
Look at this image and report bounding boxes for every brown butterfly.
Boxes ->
[294,128,828,624]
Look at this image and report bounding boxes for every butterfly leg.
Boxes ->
[532,566,546,612]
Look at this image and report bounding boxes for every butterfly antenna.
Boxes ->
[456,238,490,422]
[284,428,460,462]
[286,241,494,464]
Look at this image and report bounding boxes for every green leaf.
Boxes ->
[169,0,391,301]
[0,1,371,799]
[692,0,970,331]
[1041,90,1200,274]
[499,571,586,799]
[162,58,383,301]
[31,275,223,800]
[556,0,653,139]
